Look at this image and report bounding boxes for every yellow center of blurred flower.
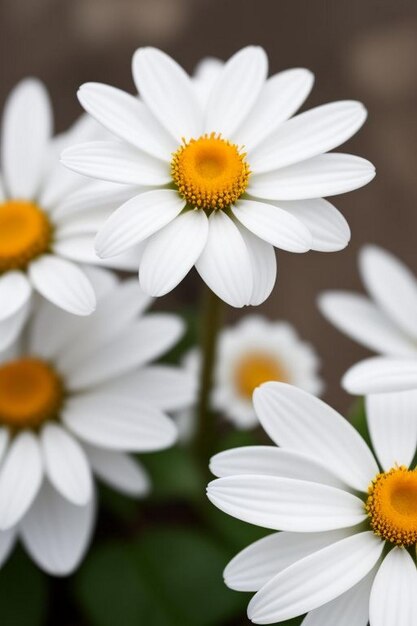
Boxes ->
[0,200,52,272]
[0,358,63,429]
[234,352,289,399]
[171,133,250,211]
[366,466,417,546]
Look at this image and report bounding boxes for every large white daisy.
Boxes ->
[0,266,195,575]
[319,245,417,395]
[207,382,417,625]
[61,46,375,307]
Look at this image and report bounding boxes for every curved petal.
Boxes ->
[132,47,202,141]
[29,255,96,316]
[247,532,383,624]
[0,299,31,352]
[249,154,376,201]
[0,528,17,568]
[139,210,208,296]
[0,272,31,322]
[54,235,145,271]
[53,181,141,222]
[95,189,185,258]
[343,357,417,395]
[253,382,378,492]
[236,223,277,305]
[193,57,223,108]
[195,211,253,307]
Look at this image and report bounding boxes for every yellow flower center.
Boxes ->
[171,133,250,211]
[366,466,417,546]
[0,358,63,429]
[0,200,52,272]
[234,352,289,399]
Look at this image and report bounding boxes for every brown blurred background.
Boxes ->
[1,0,416,413]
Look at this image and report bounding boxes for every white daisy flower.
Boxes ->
[0,78,144,352]
[61,46,375,307]
[319,245,417,395]
[207,382,417,625]
[0,266,195,576]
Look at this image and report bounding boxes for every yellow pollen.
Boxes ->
[0,358,63,429]
[234,352,289,399]
[366,466,417,546]
[0,200,52,272]
[171,133,250,211]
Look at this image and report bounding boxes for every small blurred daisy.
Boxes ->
[0,78,143,352]
[62,46,375,307]
[319,245,417,395]
[0,267,195,575]
[208,382,417,624]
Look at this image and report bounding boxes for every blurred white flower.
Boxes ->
[208,382,417,624]
[62,46,375,307]
[0,267,195,575]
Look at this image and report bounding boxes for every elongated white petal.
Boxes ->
[0,299,31,352]
[132,47,202,141]
[248,532,383,624]
[234,68,314,150]
[249,154,376,200]
[360,245,417,341]
[0,272,31,322]
[196,211,253,307]
[80,265,118,300]
[53,181,141,222]
[54,235,145,272]
[0,432,43,530]
[193,57,223,108]
[343,357,417,394]
[250,101,367,173]
[95,189,185,258]
[236,223,277,305]
[207,475,366,532]
[139,210,208,296]
[232,199,312,252]
[78,83,175,159]
[366,390,417,470]
[29,255,96,316]
[0,528,17,568]
[370,548,417,626]
[21,480,95,576]
[29,300,82,359]
[205,46,268,136]
[319,291,415,356]
[41,424,93,506]
[225,528,353,592]
[1,79,52,198]
[253,382,378,491]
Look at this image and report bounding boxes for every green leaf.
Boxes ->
[141,446,205,502]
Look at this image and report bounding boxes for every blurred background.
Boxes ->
[1,0,416,624]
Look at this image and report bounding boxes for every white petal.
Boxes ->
[370,548,417,626]
[205,46,268,136]
[132,47,202,141]
[225,528,353,592]
[0,429,10,465]
[95,189,185,258]
[139,210,208,296]
[1,79,52,198]
[343,357,417,394]
[53,181,141,222]
[193,57,223,108]
[195,211,253,307]
[77,83,175,160]
[80,265,118,299]
[360,245,417,340]
[0,272,31,322]
[63,313,184,390]
[63,395,177,452]
[210,447,345,489]
[61,141,170,186]
[248,532,383,624]
[253,382,378,491]
[234,68,314,150]
[319,291,415,356]
[236,223,277,306]
[250,101,367,173]
[28,299,87,360]
[0,432,42,530]
[232,199,312,252]
[0,174,5,201]
[29,255,96,316]
[0,528,17,568]
[366,390,417,470]
[54,235,145,271]
[41,424,93,506]
[83,443,150,497]
[278,198,351,252]
[249,154,376,200]
[207,475,366,532]
[21,480,94,576]
[0,299,31,352]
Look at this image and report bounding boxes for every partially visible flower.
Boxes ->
[319,244,417,395]
[0,267,195,575]
[208,382,417,624]
[62,46,374,307]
